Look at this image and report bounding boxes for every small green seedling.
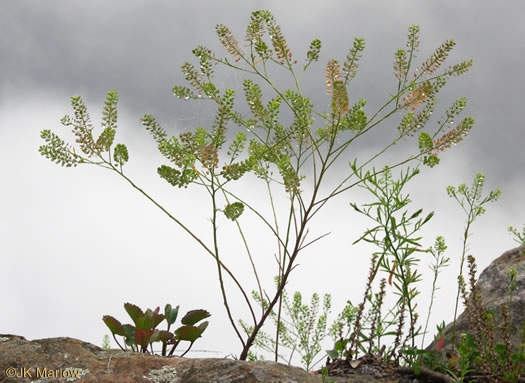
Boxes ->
[103,302,210,357]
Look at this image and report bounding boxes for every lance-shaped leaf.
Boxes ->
[102,315,126,336]
[409,208,423,220]
[181,309,211,326]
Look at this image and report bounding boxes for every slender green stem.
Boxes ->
[451,218,472,351]
[106,163,257,336]
[221,189,264,317]
[210,174,247,346]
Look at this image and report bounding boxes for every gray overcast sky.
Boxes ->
[1,0,524,361]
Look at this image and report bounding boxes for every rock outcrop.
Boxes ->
[0,335,324,383]
[426,244,525,354]
[0,335,430,382]
[5,246,522,382]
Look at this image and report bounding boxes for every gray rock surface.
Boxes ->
[426,244,525,354]
[0,335,422,382]
[0,335,324,383]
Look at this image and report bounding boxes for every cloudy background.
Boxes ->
[1,0,523,363]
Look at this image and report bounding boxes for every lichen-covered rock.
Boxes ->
[426,244,525,354]
[0,335,324,383]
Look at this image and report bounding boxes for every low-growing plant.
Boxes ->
[394,175,525,382]
[446,173,501,350]
[320,366,336,383]
[239,279,332,371]
[240,281,331,371]
[326,300,359,361]
[101,334,111,350]
[453,254,524,382]
[102,303,211,357]
[421,236,449,351]
[39,9,475,360]
[508,224,525,247]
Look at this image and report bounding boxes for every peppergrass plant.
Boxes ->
[240,282,331,371]
[508,225,525,246]
[447,173,501,350]
[39,10,475,360]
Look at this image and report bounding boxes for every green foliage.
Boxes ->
[447,173,501,351]
[102,303,210,357]
[421,236,449,350]
[320,366,336,383]
[455,255,524,382]
[407,260,525,383]
[341,99,367,132]
[39,89,130,170]
[101,334,111,350]
[349,165,435,362]
[418,131,434,151]
[39,11,476,363]
[113,143,128,166]
[39,130,81,167]
[326,300,358,360]
[304,39,321,70]
[508,224,525,246]
[240,283,331,371]
[96,90,119,151]
[342,37,366,84]
[223,202,245,221]
[446,173,501,219]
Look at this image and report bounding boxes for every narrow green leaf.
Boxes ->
[409,209,423,220]
[422,211,434,225]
